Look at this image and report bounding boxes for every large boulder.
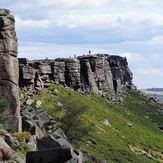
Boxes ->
[51,59,66,84]
[37,135,61,150]
[19,64,35,88]
[26,148,73,163]
[65,59,81,90]
[0,9,21,131]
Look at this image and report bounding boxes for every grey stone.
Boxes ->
[35,100,42,108]
[0,9,10,16]
[0,137,25,163]
[26,99,34,105]
[37,135,61,150]
[52,128,67,139]
[4,132,20,147]
[21,66,35,80]
[57,101,63,107]
[102,119,111,127]
[65,149,83,163]
[26,148,73,163]
[57,137,73,149]
[22,118,35,133]
[18,58,28,65]
[26,135,37,151]
[34,125,45,139]
[34,111,52,128]
[82,151,92,162]
[54,89,59,93]
[125,122,133,128]
[21,106,33,117]
[22,115,44,138]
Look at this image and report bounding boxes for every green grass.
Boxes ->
[12,132,31,155]
[27,84,163,162]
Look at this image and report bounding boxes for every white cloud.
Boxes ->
[53,12,163,28]
[140,69,163,76]
[147,36,163,45]
[15,16,51,29]
[29,0,163,9]
[135,0,163,7]
[39,0,112,9]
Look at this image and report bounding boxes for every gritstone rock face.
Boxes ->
[0,9,21,131]
[19,54,135,99]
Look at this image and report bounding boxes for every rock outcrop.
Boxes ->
[0,9,20,131]
[20,106,91,163]
[19,54,135,99]
[26,148,74,163]
[0,125,25,163]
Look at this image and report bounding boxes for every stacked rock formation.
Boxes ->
[19,54,135,99]
[0,9,20,131]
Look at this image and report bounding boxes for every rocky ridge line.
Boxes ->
[19,54,135,100]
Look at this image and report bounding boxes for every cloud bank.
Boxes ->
[1,0,163,88]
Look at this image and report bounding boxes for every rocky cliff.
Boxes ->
[19,54,135,99]
[0,9,20,131]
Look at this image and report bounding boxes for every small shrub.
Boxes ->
[12,132,31,155]
[12,132,31,143]
[59,96,92,140]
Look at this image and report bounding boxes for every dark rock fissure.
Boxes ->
[80,59,89,86]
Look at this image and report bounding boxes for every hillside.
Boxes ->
[23,84,163,162]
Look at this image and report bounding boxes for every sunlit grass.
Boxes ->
[30,84,163,162]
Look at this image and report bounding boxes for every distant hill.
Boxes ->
[147,88,163,92]
[140,88,163,100]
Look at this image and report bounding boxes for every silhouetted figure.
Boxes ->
[89,50,91,54]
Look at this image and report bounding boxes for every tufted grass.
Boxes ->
[12,132,31,155]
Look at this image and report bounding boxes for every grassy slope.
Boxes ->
[32,84,163,163]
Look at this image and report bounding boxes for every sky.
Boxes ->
[1,0,163,89]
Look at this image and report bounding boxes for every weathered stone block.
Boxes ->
[0,54,19,83]
[26,148,72,163]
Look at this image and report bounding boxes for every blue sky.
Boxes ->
[1,0,163,89]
